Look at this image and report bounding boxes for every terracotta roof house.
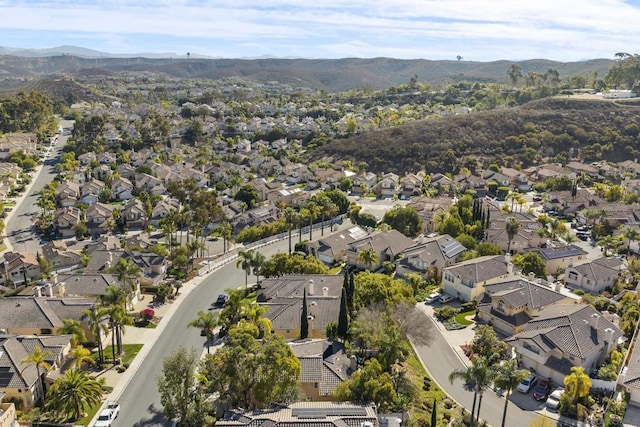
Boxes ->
[505,304,624,385]
[289,339,352,401]
[530,244,588,274]
[215,402,378,427]
[442,254,513,302]
[307,226,368,265]
[259,275,343,340]
[86,202,118,236]
[372,172,399,198]
[149,197,180,227]
[1,251,40,286]
[111,177,134,201]
[563,256,626,294]
[54,206,82,238]
[122,198,147,229]
[56,181,80,207]
[80,178,105,205]
[395,234,466,281]
[346,229,414,270]
[477,277,579,336]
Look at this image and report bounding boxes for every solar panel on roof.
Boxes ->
[292,407,368,419]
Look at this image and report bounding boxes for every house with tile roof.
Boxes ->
[289,339,352,401]
[530,244,589,274]
[621,328,640,406]
[505,304,624,385]
[346,229,414,271]
[395,234,466,281]
[442,255,513,302]
[307,226,368,265]
[215,401,378,427]
[41,241,83,272]
[564,256,626,294]
[54,206,82,238]
[0,397,17,426]
[0,334,72,408]
[1,251,40,286]
[258,275,343,340]
[477,277,579,336]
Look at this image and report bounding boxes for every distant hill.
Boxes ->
[0,45,203,59]
[0,54,614,92]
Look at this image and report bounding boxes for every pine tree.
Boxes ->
[338,287,349,340]
[347,271,355,313]
[300,289,309,339]
[485,207,491,230]
[431,398,437,427]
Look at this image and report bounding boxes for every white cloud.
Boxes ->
[1,0,639,59]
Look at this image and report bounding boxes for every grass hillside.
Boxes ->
[307,97,640,174]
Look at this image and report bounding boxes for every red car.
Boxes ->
[533,381,551,401]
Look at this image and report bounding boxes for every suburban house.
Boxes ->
[399,173,423,198]
[54,273,138,305]
[307,226,368,265]
[289,339,351,401]
[505,304,624,385]
[621,331,640,406]
[1,251,40,286]
[111,177,134,201]
[372,172,399,197]
[442,255,513,302]
[351,172,377,195]
[149,197,180,227]
[122,198,148,229]
[476,277,579,336]
[258,275,343,339]
[0,334,72,409]
[80,178,105,205]
[346,229,414,270]
[54,207,82,238]
[0,296,95,337]
[395,234,466,281]
[55,181,80,207]
[563,256,626,294]
[531,244,589,275]
[215,402,378,427]
[41,241,83,272]
[128,251,167,287]
[86,202,118,236]
[486,213,540,254]
[0,396,17,427]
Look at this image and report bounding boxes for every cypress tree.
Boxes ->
[300,288,309,339]
[485,207,491,230]
[347,271,355,312]
[338,287,349,340]
[431,399,437,427]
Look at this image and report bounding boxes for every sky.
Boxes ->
[1,0,640,61]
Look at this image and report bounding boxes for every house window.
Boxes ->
[523,343,540,354]
[568,272,578,280]
[313,382,319,388]
[40,329,52,335]
[496,301,506,313]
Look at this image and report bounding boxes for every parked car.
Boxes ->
[425,292,441,304]
[546,387,564,410]
[517,375,538,393]
[214,293,229,307]
[440,294,454,304]
[533,380,552,400]
[95,402,120,427]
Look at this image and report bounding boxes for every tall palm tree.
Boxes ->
[45,369,103,422]
[252,251,266,286]
[21,347,53,406]
[448,357,493,426]
[69,345,96,370]
[306,201,319,240]
[188,311,219,353]
[112,256,141,296]
[505,217,520,254]
[236,249,255,290]
[623,227,639,258]
[597,235,617,257]
[218,221,233,253]
[58,319,86,348]
[83,306,109,364]
[284,207,297,255]
[357,247,379,271]
[492,359,530,427]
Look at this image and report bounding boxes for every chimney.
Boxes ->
[504,253,511,265]
[528,272,535,282]
[590,313,600,329]
[322,286,329,297]
[307,315,314,336]
[109,252,113,263]
[555,282,564,293]
[46,284,54,297]
[52,273,58,285]
[34,286,42,298]
[308,279,314,296]
[56,282,66,297]
[507,262,513,275]
[350,355,358,371]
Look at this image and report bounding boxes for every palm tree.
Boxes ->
[236,249,255,290]
[492,359,530,427]
[623,227,639,258]
[564,366,591,405]
[69,345,96,370]
[505,217,520,254]
[252,251,266,286]
[306,201,319,240]
[535,227,547,246]
[218,221,233,253]
[83,306,109,364]
[112,256,141,296]
[58,319,86,348]
[448,357,493,426]
[357,247,379,271]
[188,311,219,353]
[284,207,297,254]
[597,235,616,257]
[45,369,104,422]
[548,219,567,240]
[21,346,53,406]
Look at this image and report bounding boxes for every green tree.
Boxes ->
[354,271,414,309]
[236,249,255,289]
[157,347,208,425]
[563,366,591,404]
[260,253,329,278]
[334,358,397,411]
[58,318,86,348]
[513,252,547,278]
[623,227,639,258]
[471,325,509,365]
[188,311,219,354]
[492,359,530,427]
[234,185,259,209]
[357,247,379,270]
[382,206,423,237]
[45,369,103,422]
[300,289,309,339]
[476,242,504,256]
[83,306,109,364]
[337,287,349,340]
[508,64,523,86]
[21,347,53,406]
[69,345,95,370]
[449,357,493,426]
[505,217,520,254]
[200,323,301,409]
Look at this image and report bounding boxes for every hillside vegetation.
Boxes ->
[308,97,640,174]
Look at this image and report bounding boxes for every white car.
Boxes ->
[439,294,454,304]
[517,375,538,393]
[546,388,564,410]
[425,292,441,304]
[95,402,120,427]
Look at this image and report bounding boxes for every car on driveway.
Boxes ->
[533,380,552,400]
[439,294,454,304]
[517,374,538,393]
[546,387,564,410]
[425,292,441,304]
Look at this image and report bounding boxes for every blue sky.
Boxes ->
[2,0,640,60]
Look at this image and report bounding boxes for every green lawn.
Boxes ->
[91,343,144,366]
[77,401,103,426]
[454,310,476,326]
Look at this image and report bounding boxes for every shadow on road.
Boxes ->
[132,403,171,426]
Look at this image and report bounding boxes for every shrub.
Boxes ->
[434,305,458,321]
